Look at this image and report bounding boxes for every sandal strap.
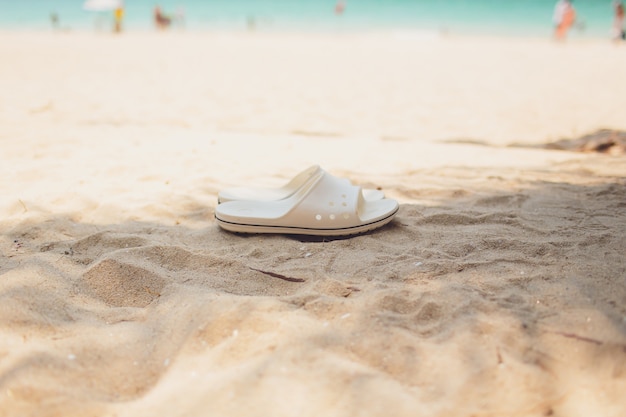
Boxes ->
[283,171,363,229]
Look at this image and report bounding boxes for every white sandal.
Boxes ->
[215,170,398,236]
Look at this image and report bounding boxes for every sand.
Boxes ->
[1,31,625,417]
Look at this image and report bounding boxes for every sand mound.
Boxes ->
[2,161,625,416]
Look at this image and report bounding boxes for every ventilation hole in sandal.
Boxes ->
[341,194,347,198]
[342,202,347,207]
[329,214,336,220]
[343,213,350,219]
[329,201,335,207]
[315,214,322,221]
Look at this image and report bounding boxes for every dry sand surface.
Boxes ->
[1,31,626,417]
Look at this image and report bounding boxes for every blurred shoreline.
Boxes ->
[0,26,619,45]
[1,0,621,40]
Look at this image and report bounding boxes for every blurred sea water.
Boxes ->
[0,0,619,39]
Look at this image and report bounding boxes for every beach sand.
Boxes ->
[1,31,625,417]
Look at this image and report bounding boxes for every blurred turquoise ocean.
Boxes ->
[0,0,619,39]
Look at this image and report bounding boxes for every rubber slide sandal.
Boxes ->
[215,170,399,236]
[218,165,385,203]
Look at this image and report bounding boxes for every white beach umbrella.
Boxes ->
[83,0,123,12]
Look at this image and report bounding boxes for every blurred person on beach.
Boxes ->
[50,12,60,30]
[553,0,576,40]
[154,5,172,30]
[613,1,625,41]
[247,16,257,31]
[335,1,346,16]
[114,5,124,33]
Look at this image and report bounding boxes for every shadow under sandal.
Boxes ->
[215,170,399,236]
[217,165,385,204]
